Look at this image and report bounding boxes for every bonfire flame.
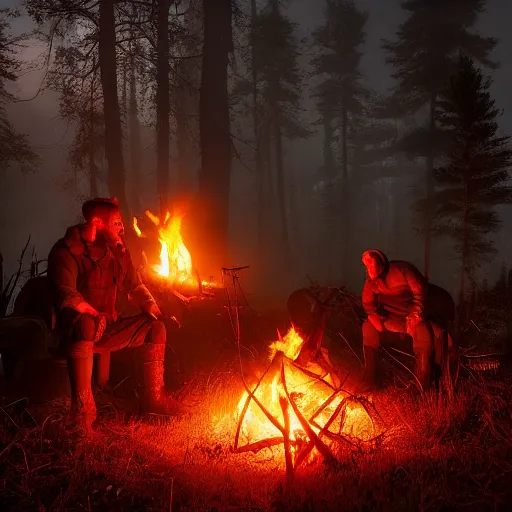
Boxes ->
[234,327,375,468]
[133,210,212,288]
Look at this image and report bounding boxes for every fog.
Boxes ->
[1,0,512,302]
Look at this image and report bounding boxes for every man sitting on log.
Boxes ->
[47,197,190,434]
[360,249,454,391]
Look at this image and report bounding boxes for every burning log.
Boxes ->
[133,209,217,298]
[232,327,379,472]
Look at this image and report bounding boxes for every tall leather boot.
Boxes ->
[94,352,111,390]
[360,345,379,392]
[67,341,96,434]
[141,343,193,416]
[415,350,433,392]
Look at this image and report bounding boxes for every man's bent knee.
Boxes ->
[362,319,381,349]
[72,314,97,341]
[145,319,166,345]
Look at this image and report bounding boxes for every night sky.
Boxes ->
[1,0,511,295]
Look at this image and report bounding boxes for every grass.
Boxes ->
[1,301,512,511]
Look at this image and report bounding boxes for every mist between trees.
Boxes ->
[1,0,511,303]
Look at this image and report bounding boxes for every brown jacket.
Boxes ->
[47,225,154,323]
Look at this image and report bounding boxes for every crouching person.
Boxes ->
[47,197,191,434]
[360,249,453,392]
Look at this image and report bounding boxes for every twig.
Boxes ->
[280,361,336,464]
[335,330,364,366]
[170,476,174,512]
[233,437,287,454]
[381,346,424,392]
[0,406,19,429]
[0,439,16,460]
[234,357,276,450]
[279,395,294,489]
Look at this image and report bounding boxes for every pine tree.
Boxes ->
[433,55,512,304]
[311,0,370,280]
[198,0,233,276]
[255,0,310,267]
[231,0,309,278]
[0,9,37,173]
[48,44,104,198]
[383,0,497,279]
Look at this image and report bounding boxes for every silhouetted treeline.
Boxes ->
[1,0,511,298]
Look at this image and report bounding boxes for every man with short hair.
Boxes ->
[47,197,190,433]
[360,249,450,391]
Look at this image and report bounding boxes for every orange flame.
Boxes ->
[235,327,374,452]
[269,326,304,361]
[133,210,213,288]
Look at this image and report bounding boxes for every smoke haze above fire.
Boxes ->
[1,0,512,299]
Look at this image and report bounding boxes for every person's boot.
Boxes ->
[358,345,379,392]
[415,350,433,392]
[141,344,193,416]
[67,341,96,434]
[94,352,111,391]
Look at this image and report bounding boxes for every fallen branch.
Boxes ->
[233,436,287,454]
[280,361,336,465]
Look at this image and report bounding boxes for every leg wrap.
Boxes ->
[139,336,190,416]
[144,319,166,346]
[412,321,434,391]
[68,341,94,358]
[67,341,96,431]
[363,345,379,388]
[412,320,434,354]
[94,352,111,389]
[362,319,381,349]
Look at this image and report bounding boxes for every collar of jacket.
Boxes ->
[62,224,125,257]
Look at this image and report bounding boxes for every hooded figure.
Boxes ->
[47,197,191,434]
[360,249,454,391]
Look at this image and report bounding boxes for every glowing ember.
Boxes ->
[234,327,375,464]
[133,210,214,288]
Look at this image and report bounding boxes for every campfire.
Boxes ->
[232,327,378,471]
[133,210,215,291]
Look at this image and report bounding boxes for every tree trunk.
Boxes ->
[274,115,291,262]
[99,0,128,212]
[392,180,401,251]
[175,0,202,195]
[122,58,128,121]
[129,48,142,214]
[340,105,349,281]
[199,0,233,275]
[323,111,335,280]
[423,94,436,281]
[156,0,171,213]
[457,184,470,329]
[88,66,98,197]
[0,252,3,294]
[175,74,190,196]
[251,0,266,255]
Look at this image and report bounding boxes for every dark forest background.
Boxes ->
[1,0,512,304]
